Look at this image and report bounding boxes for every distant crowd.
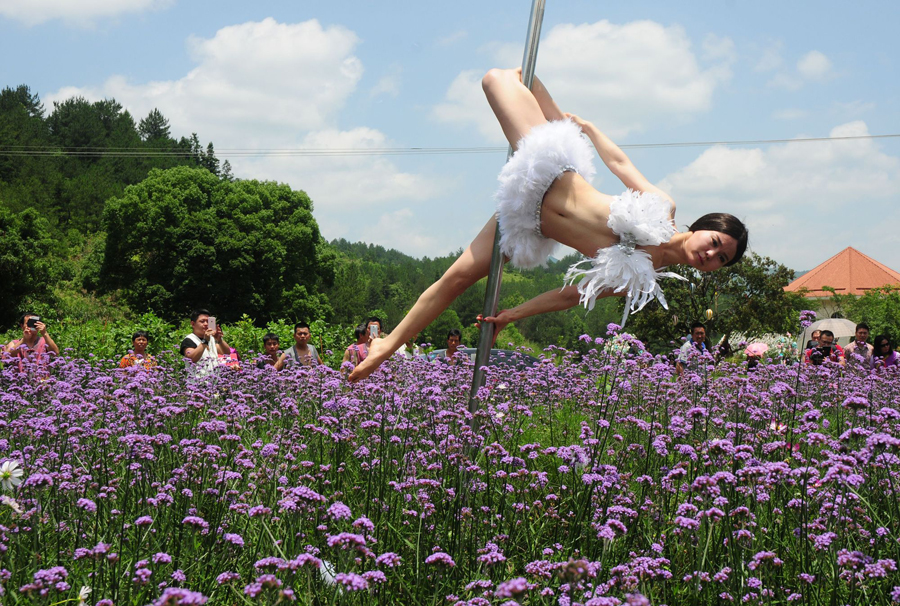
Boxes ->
[5,312,896,379]
[2,309,470,377]
[674,320,898,375]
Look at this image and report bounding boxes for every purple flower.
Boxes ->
[76,498,97,513]
[494,577,528,598]
[216,572,240,584]
[151,587,208,605]
[327,501,352,521]
[424,552,455,567]
[181,516,209,531]
[152,552,172,565]
[375,552,402,568]
[223,533,244,547]
[335,572,369,591]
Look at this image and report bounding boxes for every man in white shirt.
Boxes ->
[843,322,874,366]
[180,309,233,378]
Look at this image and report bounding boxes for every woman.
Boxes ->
[341,324,370,375]
[4,313,60,371]
[350,68,747,382]
[871,335,899,370]
[119,330,157,370]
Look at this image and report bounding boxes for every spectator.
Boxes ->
[676,322,708,376]
[804,329,843,365]
[277,322,322,369]
[805,329,821,350]
[871,335,899,370]
[180,309,233,378]
[3,313,60,370]
[367,316,385,341]
[257,333,281,369]
[743,342,769,372]
[843,323,874,365]
[434,328,465,365]
[341,324,369,372]
[119,330,157,369]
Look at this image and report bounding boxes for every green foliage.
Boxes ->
[626,252,806,351]
[0,86,220,237]
[829,286,900,337]
[0,207,55,324]
[100,166,335,323]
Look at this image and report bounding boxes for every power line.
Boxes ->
[1,133,897,158]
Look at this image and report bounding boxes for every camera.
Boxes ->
[26,316,40,329]
[810,345,831,366]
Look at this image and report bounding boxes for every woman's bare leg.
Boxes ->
[482,68,551,150]
[349,217,501,382]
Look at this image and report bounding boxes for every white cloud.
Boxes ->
[434,19,735,141]
[832,100,875,117]
[754,41,784,72]
[44,18,434,219]
[797,50,833,81]
[370,66,402,99]
[0,0,172,27]
[772,108,808,120]
[767,49,834,90]
[658,121,900,270]
[437,30,468,47]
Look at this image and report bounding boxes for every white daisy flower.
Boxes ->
[0,460,24,491]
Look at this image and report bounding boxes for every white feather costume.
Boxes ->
[564,189,686,327]
[494,119,684,327]
[495,119,596,269]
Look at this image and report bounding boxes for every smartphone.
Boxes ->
[369,324,378,338]
[26,316,40,329]
[208,316,217,332]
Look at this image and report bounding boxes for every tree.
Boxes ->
[138,108,171,142]
[0,207,54,324]
[828,286,900,337]
[100,166,335,323]
[625,253,805,351]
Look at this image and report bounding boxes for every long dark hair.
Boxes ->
[688,213,748,266]
[873,335,893,358]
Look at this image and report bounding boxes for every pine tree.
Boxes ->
[138,108,171,142]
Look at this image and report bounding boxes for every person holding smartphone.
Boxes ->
[4,313,60,369]
[179,308,233,378]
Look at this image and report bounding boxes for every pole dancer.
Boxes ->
[349,70,748,384]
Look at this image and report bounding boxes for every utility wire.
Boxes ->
[1,133,897,158]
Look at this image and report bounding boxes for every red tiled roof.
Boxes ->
[784,247,900,297]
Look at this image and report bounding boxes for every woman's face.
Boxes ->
[685,230,738,272]
[133,337,148,354]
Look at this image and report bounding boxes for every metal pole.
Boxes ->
[468,0,546,418]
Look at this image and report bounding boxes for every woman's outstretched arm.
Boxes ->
[480,285,625,344]
[565,113,674,209]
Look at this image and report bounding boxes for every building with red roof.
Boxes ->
[784,247,900,318]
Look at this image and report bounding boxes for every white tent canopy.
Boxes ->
[799,318,858,349]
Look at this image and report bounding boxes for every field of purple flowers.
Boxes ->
[2,333,900,605]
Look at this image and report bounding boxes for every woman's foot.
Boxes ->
[348,337,392,382]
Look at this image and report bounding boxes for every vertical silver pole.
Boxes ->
[469,0,546,418]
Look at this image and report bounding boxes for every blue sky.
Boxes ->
[2,0,899,272]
